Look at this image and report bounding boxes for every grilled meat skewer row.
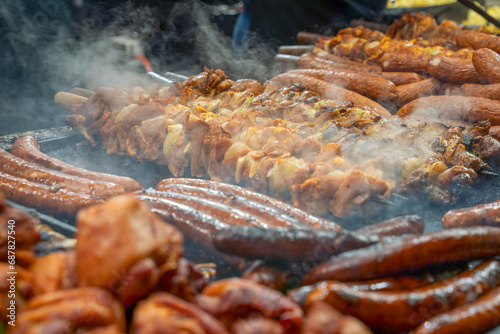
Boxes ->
[11,136,142,192]
[0,148,124,197]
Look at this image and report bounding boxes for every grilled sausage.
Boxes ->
[442,200,500,229]
[11,136,141,192]
[462,83,500,101]
[395,78,441,107]
[472,48,500,83]
[0,171,102,216]
[155,178,340,231]
[149,184,339,231]
[298,53,380,73]
[428,56,484,84]
[396,96,500,125]
[456,29,500,54]
[355,215,425,237]
[379,53,432,73]
[213,226,382,263]
[305,260,500,334]
[302,227,500,284]
[285,69,397,101]
[412,285,500,334]
[268,73,392,118]
[490,125,500,141]
[0,148,124,197]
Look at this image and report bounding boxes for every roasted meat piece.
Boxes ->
[12,287,126,334]
[195,278,303,333]
[132,292,228,334]
[0,192,40,267]
[75,195,183,307]
[28,251,77,297]
[0,262,32,322]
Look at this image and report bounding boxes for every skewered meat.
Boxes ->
[156,258,207,303]
[132,292,228,334]
[28,251,77,297]
[75,195,183,307]
[12,287,126,334]
[63,68,500,218]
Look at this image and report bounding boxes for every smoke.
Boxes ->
[0,0,277,135]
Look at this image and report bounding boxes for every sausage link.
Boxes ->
[0,171,102,216]
[0,148,124,197]
[378,72,424,86]
[151,184,332,230]
[12,136,141,192]
[428,56,484,84]
[379,53,431,73]
[213,226,382,263]
[355,215,425,237]
[472,48,500,84]
[268,73,392,118]
[302,227,500,284]
[286,68,397,101]
[456,29,500,54]
[299,53,380,73]
[305,260,500,334]
[442,200,500,229]
[412,285,500,334]
[462,83,500,101]
[156,178,341,231]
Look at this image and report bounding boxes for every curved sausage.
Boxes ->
[412,285,500,334]
[268,73,392,118]
[355,215,425,237]
[0,148,124,198]
[456,29,500,54]
[302,227,500,285]
[285,68,397,101]
[305,260,500,334]
[155,178,340,231]
[442,200,500,229]
[472,48,500,84]
[396,96,500,126]
[0,171,103,216]
[12,136,141,192]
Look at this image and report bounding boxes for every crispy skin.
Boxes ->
[12,136,141,192]
[286,69,397,101]
[76,195,183,307]
[268,73,392,118]
[311,48,381,70]
[396,96,500,125]
[305,260,500,333]
[412,286,500,334]
[378,71,424,86]
[472,48,500,84]
[379,53,432,73]
[303,227,500,284]
[132,292,228,334]
[428,55,484,84]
